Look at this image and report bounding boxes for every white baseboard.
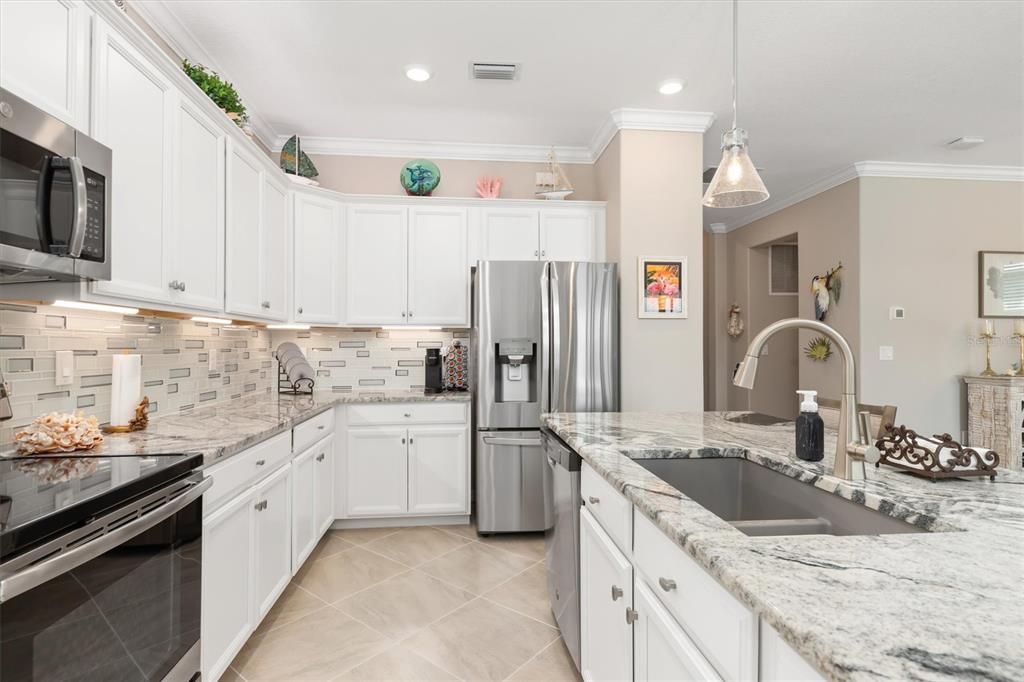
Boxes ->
[331,515,471,529]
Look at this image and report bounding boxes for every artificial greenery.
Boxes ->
[182,60,247,123]
[804,335,833,362]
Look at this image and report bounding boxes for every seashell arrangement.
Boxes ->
[14,412,104,455]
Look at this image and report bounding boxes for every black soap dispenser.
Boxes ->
[795,390,824,461]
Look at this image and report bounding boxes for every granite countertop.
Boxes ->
[2,389,471,465]
[542,411,1024,682]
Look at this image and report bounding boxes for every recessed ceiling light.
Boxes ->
[405,65,432,82]
[658,79,685,95]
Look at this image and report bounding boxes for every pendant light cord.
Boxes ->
[732,0,738,131]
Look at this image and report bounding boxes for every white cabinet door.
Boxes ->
[313,434,335,537]
[481,208,539,261]
[171,98,224,311]
[90,21,173,304]
[345,205,408,325]
[760,620,824,682]
[201,489,254,682]
[635,580,722,682]
[345,427,408,517]
[253,464,291,620]
[294,194,340,323]
[407,207,469,326]
[0,0,89,128]
[581,507,634,682]
[291,446,317,570]
[261,178,289,321]
[540,209,596,262]
[225,141,264,317]
[408,425,468,515]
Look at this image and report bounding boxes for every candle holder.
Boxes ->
[980,330,997,377]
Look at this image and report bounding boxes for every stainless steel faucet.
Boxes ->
[732,318,878,480]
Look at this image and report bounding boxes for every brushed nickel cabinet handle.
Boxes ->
[401,437,406,445]
[588,496,600,504]
[658,577,677,592]
[255,459,266,466]
[611,585,623,601]
[316,453,325,462]
[179,281,185,292]
[625,607,638,624]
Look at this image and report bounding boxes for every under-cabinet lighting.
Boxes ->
[381,326,444,331]
[266,323,310,330]
[191,316,232,325]
[52,300,139,315]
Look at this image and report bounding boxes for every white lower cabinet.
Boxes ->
[407,425,469,515]
[635,580,722,681]
[580,507,634,682]
[314,435,335,535]
[759,620,824,682]
[290,445,317,569]
[201,488,254,682]
[345,426,409,517]
[252,464,292,619]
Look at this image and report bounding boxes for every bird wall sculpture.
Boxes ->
[811,263,843,321]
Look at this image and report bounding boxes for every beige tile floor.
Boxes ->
[226,522,582,682]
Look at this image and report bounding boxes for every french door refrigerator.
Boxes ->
[473,260,618,533]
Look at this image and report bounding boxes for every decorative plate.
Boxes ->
[400,159,441,196]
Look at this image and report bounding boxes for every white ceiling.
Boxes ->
[144,0,1023,228]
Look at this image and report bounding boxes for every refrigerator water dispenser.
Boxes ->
[496,339,535,403]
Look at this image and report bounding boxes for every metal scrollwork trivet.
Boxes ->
[875,424,999,481]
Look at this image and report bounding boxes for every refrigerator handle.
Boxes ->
[540,261,551,414]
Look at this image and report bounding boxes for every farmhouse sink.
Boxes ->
[635,458,927,536]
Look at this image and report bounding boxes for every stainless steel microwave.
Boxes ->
[0,88,111,283]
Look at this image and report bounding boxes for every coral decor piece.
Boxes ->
[14,412,104,455]
[475,176,502,198]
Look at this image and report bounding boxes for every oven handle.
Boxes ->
[66,156,88,257]
[0,476,211,603]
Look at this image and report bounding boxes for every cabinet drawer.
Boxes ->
[581,462,632,555]
[347,402,467,426]
[293,409,335,453]
[634,511,758,681]
[204,431,292,514]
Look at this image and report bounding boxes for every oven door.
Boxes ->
[0,87,110,283]
[0,474,210,682]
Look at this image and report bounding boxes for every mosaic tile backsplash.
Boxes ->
[0,301,470,444]
[268,327,469,394]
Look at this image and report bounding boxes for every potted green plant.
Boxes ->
[182,60,248,127]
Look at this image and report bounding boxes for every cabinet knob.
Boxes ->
[255,459,266,466]
[317,425,325,430]
[408,311,413,317]
[402,437,406,445]
[611,585,623,601]
[658,577,677,592]
[625,607,638,624]
[588,496,600,505]
[540,251,546,257]
[298,306,303,314]
[409,437,414,445]
[254,500,261,511]
[403,413,411,418]
[534,250,539,257]
[401,311,406,317]
[316,453,325,462]
[179,281,186,292]
[262,301,270,309]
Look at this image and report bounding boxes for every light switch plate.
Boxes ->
[55,350,74,386]
[879,345,895,361]
[889,306,905,320]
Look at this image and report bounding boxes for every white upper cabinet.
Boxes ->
[89,20,174,303]
[407,207,469,326]
[294,193,341,323]
[345,205,408,325]
[171,99,225,311]
[481,208,541,261]
[261,177,290,321]
[225,141,264,318]
[541,208,597,261]
[0,0,90,129]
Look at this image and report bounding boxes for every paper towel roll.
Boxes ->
[111,354,142,426]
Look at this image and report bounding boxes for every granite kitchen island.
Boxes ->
[543,411,1024,682]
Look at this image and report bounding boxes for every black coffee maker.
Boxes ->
[424,348,444,394]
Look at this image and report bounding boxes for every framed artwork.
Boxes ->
[979,251,1024,318]
[638,256,687,319]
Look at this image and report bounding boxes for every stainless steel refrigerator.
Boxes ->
[472,260,619,534]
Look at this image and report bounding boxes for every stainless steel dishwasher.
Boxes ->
[542,428,582,672]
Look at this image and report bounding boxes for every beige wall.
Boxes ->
[721,180,861,411]
[859,178,1024,435]
[703,231,730,409]
[599,130,705,411]
[306,153,599,201]
[745,243,799,417]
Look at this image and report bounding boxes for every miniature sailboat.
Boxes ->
[535,149,574,200]
[280,135,320,187]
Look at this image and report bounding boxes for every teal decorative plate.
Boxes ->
[400,159,441,196]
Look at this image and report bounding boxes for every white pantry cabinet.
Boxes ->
[0,0,90,129]
[293,193,342,323]
[89,19,175,304]
[580,507,634,682]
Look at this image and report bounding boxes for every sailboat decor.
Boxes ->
[280,135,320,186]
[535,149,574,200]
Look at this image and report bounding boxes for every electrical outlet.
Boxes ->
[879,345,895,361]
[55,350,74,386]
[889,306,905,320]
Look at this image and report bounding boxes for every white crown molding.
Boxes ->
[706,222,729,234]
[270,135,593,164]
[854,161,1024,182]
[590,108,716,162]
[128,0,279,151]
[721,164,860,232]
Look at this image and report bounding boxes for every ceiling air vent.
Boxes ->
[471,62,519,81]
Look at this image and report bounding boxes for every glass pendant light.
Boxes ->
[703,0,769,208]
